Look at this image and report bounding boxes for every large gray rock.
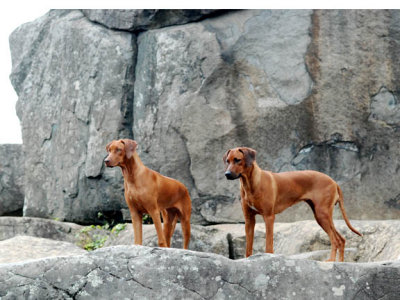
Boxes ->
[301,10,400,221]
[0,245,399,299]
[0,216,83,243]
[9,10,136,223]
[0,144,24,216]
[9,9,400,224]
[82,9,220,32]
[0,235,85,264]
[134,10,315,224]
[133,9,400,223]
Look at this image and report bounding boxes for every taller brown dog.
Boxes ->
[105,139,191,249]
[223,147,362,262]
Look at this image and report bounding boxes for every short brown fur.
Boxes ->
[223,147,362,262]
[105,139,191,249]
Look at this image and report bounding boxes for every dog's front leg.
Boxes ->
[148,208,168,247]
[244,212,256,257]
[130,208,143,245]
[263,214,275,253]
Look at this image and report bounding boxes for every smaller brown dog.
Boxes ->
[105,139,191,249]
[223,147,362,262]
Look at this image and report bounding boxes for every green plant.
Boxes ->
[83,234,108,251]
[76,222,127,251]
[111,223,126,234]
[142,214,153,224]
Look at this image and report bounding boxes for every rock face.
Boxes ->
[0,144,24,216]
[1,245,399,299]
[134,10,315,224]
[9,9,400,223]
[133,9,400,223]
[9,10,135,223]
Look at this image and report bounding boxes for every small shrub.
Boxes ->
[111,223,126,234]
[76,222,128,251]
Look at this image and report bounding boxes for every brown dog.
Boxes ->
[223,147,362,262]
[105,139,191,249]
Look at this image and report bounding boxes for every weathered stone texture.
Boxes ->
[9,10,136,223]
[0,236,85,264]
[107,220,400,262]
[0,217,83,243]
[132,9,400,223]
[0,145,24,216]
[134,10,316,223]
[0,245,399,299]
[303,10,400,220]
[8,9,400,223]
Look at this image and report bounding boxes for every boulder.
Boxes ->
[82,9,221,32]
[0,216,83,243]
[9,10,136,223]
[105,220,400,262]
[0,245,399,299]
[0,236,85,264]
[0,144,24,216]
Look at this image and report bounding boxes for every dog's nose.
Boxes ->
[225,171,233,179]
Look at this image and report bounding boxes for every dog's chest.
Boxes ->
[124,185,149,212]
[242,193,262,213]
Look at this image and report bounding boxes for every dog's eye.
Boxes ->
[234,158,241,163]
[116,148,122,153]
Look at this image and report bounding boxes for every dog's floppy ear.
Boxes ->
[239,147,256,167]
[121,139,138,159]
[223,149,231,164]
[106,141,112,152]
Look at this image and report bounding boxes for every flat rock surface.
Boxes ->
[0,236,85,264]
[107,220,400,262]
[0,216,83,243]
[2,217,399,264]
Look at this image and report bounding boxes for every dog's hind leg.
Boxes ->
[162,208,179,247]
[180,212,191,249]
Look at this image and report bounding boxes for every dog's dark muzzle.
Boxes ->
[104,159,114,168]
[225,171,240,180]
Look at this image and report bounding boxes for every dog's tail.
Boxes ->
[337,185,363,236]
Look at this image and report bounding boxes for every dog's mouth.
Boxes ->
[105,160,115,168]
[225,172,241,180]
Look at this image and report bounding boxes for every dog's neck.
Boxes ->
[119,152,145,181]
[240,162,262,194]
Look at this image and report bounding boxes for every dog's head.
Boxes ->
[223,147,256,180]
[104,139,138,168]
